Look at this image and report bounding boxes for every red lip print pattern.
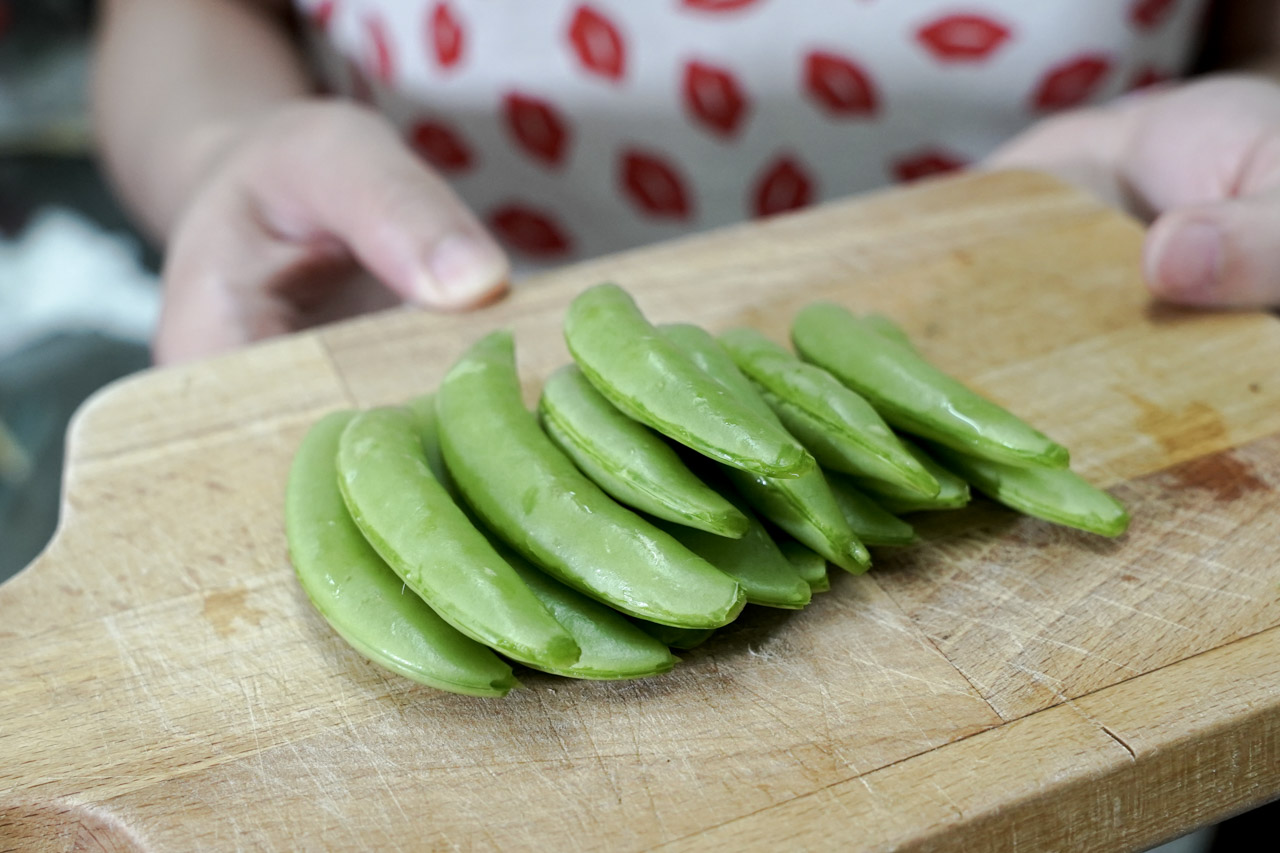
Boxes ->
[1129,67,1170,90]
[364,15,394,84]
[916,14,1011,62]
[1130,0,1176,29]
[311,1,335,31]
[682,0,760,11]
[804,51,879,117]
[621,150,693,219]
[569,6,626,81]
[504,93,570,167]
[1031,55,1112,111]
[429,3,464,69]
[752,156,814,217]
[489,205,572,257]
[891,149,967,183]
[410,120,474,172]
[683,61,750,138]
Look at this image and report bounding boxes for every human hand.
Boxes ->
[987,75,1280,308]
[154,100,508,364]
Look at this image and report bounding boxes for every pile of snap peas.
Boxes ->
[286,283,1129,697]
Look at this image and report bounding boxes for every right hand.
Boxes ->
[155,100,509,364]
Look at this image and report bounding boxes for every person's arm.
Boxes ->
[93,0,508,364]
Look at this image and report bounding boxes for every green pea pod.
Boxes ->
[655,489,811,610]
[337,408,581,669]
[404,393,458,498]
[658,323,777,413]
[860,313,913,347]
[506,551,680,680]
[288,412,518,697]
[824,472,918,547]
[925,443,1130,537]
[747,322,962,512]
[792,303,1069,469]
[411,392,680,680]
[659,323,870,575]
[437,330,746,629]
[538,364,749,539]
[718,327,938,497]
[755,388,937,498]
[565,283,813,479]
[853,437,972,514]
[635,622,716,650]
[778,539,830,593]
[726,468,870,574]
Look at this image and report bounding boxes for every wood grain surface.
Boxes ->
[2,171,1278,852]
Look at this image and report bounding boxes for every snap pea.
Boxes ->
[655,488,811,610]
[506,550,680,680]
[778,539,830,593]
[924,442,1130,537]
[755,390,939,497]
[852,437,972,514]
[658,323,774,412]
[635,622,716,650]
[860,313,913,347]
[411,393,681,680]
[658,323,870,574]
[565,283,813,479]
[824,472,918,546]
[337,408,581,669]
[538,364,749,539]
[404,393,457,497]
[726,469,870,573]
[718,327,938,497]
[437,330,746,629]
[287,411,518,697]
[792,303,1069,469]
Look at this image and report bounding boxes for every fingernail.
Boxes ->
[422,233,506,305]
[1157,221,1223,301]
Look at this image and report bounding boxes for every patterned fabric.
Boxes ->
[296,0,1209,264]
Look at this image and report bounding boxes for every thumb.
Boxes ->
[1144,191,1280,307]
[259,104,510,311]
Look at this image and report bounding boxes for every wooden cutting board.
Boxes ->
[3,171,1280,852]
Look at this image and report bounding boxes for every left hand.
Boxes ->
[987,74,1280,308]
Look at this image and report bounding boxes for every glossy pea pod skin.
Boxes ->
[287,412,518,697]
[506,550,679,680]
[659,323,870,575]
[564,283,813,479]
[792,303,1069,469]
[412,392,680,680]
[405,393,457,497]
[824,473,918,547]
[538,364,749,539]
[337,408,581,669]
[778,539,830,593]
[757,391,938,498]
[860,313,914,347]
[925,442,1130,537]
[718,327,938,498]
[436,330,746,629]
[853,438,971,514]
[724,470,870,573]
[655,488,811,610]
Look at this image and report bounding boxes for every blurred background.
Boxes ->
[0,0,158,582]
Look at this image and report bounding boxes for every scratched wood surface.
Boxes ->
[2,171,1279,852]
